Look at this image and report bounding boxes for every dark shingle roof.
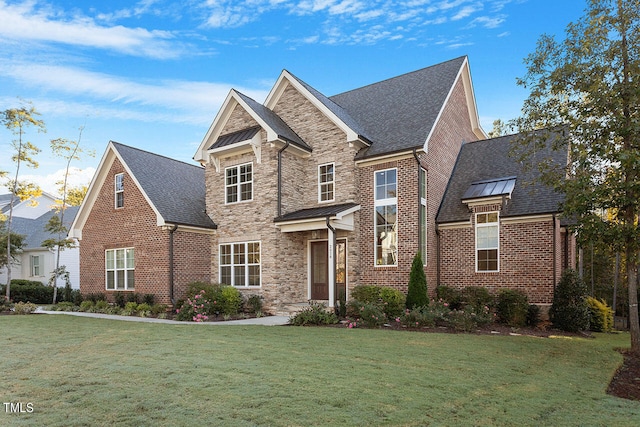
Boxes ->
[111,142,216,229]
[234,91,311,152]
[275,203,359,223]
[11,206,80,249]
[436,131,567,224]
[330,56,467,159]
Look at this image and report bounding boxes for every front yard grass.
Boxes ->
[1,315,639,426]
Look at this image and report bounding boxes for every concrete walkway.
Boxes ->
[36,308,290,326]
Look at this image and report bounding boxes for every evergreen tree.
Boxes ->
[406,252,428,309]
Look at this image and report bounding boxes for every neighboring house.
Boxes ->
[72,56,573,314]
[436,131,575,307]
[0,193,81,289]
[193,56,485,314]
[69,142,216,305]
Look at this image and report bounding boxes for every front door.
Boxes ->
[310,241,328,300]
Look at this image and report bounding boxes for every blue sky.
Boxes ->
[0,0,585,195]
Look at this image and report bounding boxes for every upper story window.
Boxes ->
[318,163,335,203]
[225,163,253,204]
[30,255,43,277]
[374,168,397,266]
[476,212,499,272]
[105,248,135,290]
[115,173,124,208]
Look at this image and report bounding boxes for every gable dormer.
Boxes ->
[194,90,311,172]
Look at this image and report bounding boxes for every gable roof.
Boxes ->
[11,206,80,249]
[330,56,483,159]
[436,131,567,224]
[71,142,215,239]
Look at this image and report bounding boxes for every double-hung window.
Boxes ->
[115,173,124,208]
[30,255,43,277]
[106,248,135,290]
[476,212,499,272]
[225,163,253,204]
[374,168,397,266]
[318,163,335,202]
[220,242,261,287]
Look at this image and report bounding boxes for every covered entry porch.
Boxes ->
[275,203,359,308]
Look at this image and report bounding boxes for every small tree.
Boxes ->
[1,101,45,301]
[550,269,590,332]
[406,252,428,309]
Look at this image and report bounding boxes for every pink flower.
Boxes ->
[395,317,400,323]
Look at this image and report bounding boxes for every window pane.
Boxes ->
[248,265,260,286]
[477,213,487,224]
[220,266,231,285]
[248,242,260,264]
[478,249,498,271]
[106,250,114,269]
[240,164,252,182]
[376,204,397,265]
[127,270,135,290]
[226,168,238,185]
[115,174,124,191]
[116,249,125,269]
[233,266,245,286]
[126,249,135,268]
[116,192,124,208]
[117,271,125,289]
[106,271,115,289]
[234,244,245,264]
[220,245,231,265]
[240,182,252,201]
[487,212,498,223]
[226,186,238,203]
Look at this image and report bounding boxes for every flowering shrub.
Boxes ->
[176,290,212,322]
[399,307,437,328]
[289,302,338,326]
[13,302,37,315]
[350,303,386,328]
[445,305,493,332]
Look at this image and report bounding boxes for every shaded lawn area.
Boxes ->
[1,316,639,426]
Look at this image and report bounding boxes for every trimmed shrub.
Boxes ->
[462,286,494,312]
[526,304,541,328]
[350,285,381,303]
[587,297,614,332]
[5,280,52,304]
[136,303,152,317]
[220,286,242,316]
[436,286,464,310]
[114,292,126,308]
[84,293,106,303]
[289,302,338,326]
[399,306,438,328]
[79,300,94,312]
[550,269,590,332]
[349,285,405,320]
[94,300,110,312]
[245,294,263,314]
[496,289,529,327]
[13,302,38,314]
[122,302,139,316]
[143,294,155,305]
[406,253,428,309]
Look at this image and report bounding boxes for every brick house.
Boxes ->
[436,131,575,308]
[192,56,485,313]
[69,142,216,305]
[72,56,572,313]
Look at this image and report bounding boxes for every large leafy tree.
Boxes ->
[1,101,44,301]
[513,0,640,353]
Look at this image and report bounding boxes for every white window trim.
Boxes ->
[114,173,124,209]
[475,212,500,273]
[374,168,398,267]
[219,241,261,288]
[318,162,335,203]
[30,255,43,277]
[105,247,135,290]
[225,162,253,204]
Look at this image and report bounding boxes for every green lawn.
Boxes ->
[1,315,639,426]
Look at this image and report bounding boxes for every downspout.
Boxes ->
[435,226,441,288]
[169,225,178,306]
[277,141,290,218]
[552,214,557,295]
[413,149,422,261]
[326,217,337,308]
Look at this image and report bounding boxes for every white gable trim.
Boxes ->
[423,57,487,153]
[69,142,167,239]
[264,70,364,145]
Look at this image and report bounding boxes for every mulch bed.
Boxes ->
[607,350,640,401]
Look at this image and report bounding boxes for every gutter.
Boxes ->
[277,141,290,218]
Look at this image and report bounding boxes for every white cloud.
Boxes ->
[468,15,506,28]
[0,63,269,125]
[0,0,183,59]
[17,167,97,197]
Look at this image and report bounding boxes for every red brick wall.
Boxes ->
[439,217,560,304]
[356,77,480,294]
[79,156,211,305]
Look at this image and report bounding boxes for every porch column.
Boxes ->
[326,219,336,308]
